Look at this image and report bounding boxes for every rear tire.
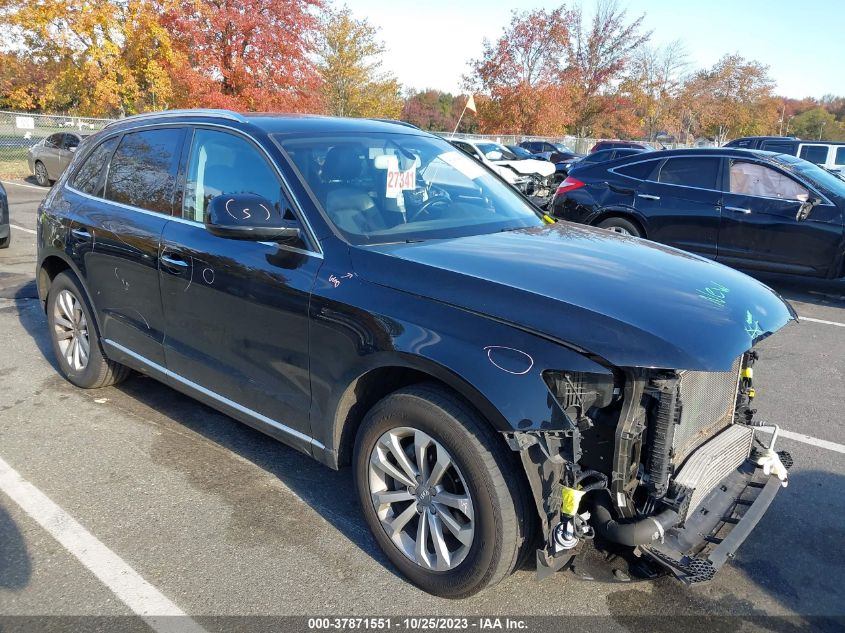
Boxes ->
[0,234,9,249]
[47,271,130,389]
[353,383,531,598]
[34,161,50,187]
[597,216,642,237]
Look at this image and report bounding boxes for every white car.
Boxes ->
[450,138,557,201]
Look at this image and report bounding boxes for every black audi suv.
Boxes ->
[37,110,795,596]
[551,148,845,281]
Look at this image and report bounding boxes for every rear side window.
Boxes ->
[105,128,185,214]
[71,136,119,197]
[835,147,845,166]
[183,129,281,223]
[657,157,720,189]
[799,145,829,165]
[760,141,795,154]
[615,159,659,180]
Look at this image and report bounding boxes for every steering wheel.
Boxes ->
[407,197,449,222]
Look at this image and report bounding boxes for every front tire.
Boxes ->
[47,271,130,389]
[353,384,531,598]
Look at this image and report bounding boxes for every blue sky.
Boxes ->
[348,0,845,99]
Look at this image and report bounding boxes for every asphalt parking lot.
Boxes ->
[0,179,843,632]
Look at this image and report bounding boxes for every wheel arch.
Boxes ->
[37,254,103,334]
[325,356,509,470]
[591,208,648,238]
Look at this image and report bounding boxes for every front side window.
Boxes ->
[656,157,720,189]
[278,132,543,245]
[45,134,62,148]
[799,145,829,165]
[63,134,82,150]
[729,161,809,200]
[183,129,281,223]
[105,128,185,214]
[71,136,119,196]
[835,147,845,166]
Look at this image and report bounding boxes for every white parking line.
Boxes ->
[0,179,44,191]
[0,456,207,633]
[800,315,845,328]
[10,223,36,235]
[778,429,845,455]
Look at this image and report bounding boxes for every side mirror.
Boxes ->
[205,194,301,242]
[485,150,504,161]
[796,197,820,222]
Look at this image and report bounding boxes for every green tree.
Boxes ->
[317,6,402,119]
[790,107,845,141]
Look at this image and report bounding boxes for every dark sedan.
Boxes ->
[551,148,845,280]
[518,140,581,163]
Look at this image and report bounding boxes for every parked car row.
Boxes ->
[35,109,795,598]
[724,136,845,175]
[551,147,845,281]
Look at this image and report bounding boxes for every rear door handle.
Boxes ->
[70,228,91,240]
[725,206,752,214]
[637,194,660,201]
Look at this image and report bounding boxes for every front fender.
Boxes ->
[308,276,611,456]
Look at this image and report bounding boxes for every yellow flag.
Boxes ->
[466,94,477,113]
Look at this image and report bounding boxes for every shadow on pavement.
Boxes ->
[0,504,32,591]
[113,374,401,582]
[11,280,60,373]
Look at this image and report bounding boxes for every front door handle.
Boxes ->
[725,206,752,214]
[160,254,189,271]
[637,194,660,201]
[70,228,91,240]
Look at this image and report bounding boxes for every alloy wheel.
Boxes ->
[53,289,90,371]
[606,225,632,236]
[35,162,49,186]
[368,427,475,571]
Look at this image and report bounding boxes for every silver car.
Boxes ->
[28,132,87,186]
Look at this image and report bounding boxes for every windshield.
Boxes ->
[276,133,544,245]
[773,154,845,198]
[552,143,574,153]
[475,142,517,161]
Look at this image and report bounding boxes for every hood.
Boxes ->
[351,223,795,371]
[498,159,556,178]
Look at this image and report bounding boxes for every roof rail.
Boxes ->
[104,109,248,128]
[369,118,421,131]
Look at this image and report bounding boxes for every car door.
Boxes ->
[158,127,321,445]
[717,159,842,276]
[633,155,723,258]
[57,134,82,176]
[40,134,64,177]
[64,126,186,366]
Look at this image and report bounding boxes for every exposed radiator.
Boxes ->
[673,424,754,514]
[672,357,743,466]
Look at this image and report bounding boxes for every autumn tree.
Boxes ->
[163,0,323,112]
[0,0,175,116]
[402,89,460,131]
[565,0,651,137]
[0,52,50,111]
[465,6,575,135]
[317,6,402,119]
[625,41,689,140]
[681,54,778,143]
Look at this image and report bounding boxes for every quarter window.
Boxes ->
[615,160,659,180]
[71,136,119,197]
[729,161,809,200]
[799,145,829,165]
[183,129,281,223]
[657,157,720,189]
[105,128,185,214]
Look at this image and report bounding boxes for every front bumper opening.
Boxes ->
[642,459,783,583]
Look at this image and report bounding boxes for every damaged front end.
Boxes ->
[507,351,792,584]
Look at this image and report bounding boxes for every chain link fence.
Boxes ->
[0,111,114,178]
